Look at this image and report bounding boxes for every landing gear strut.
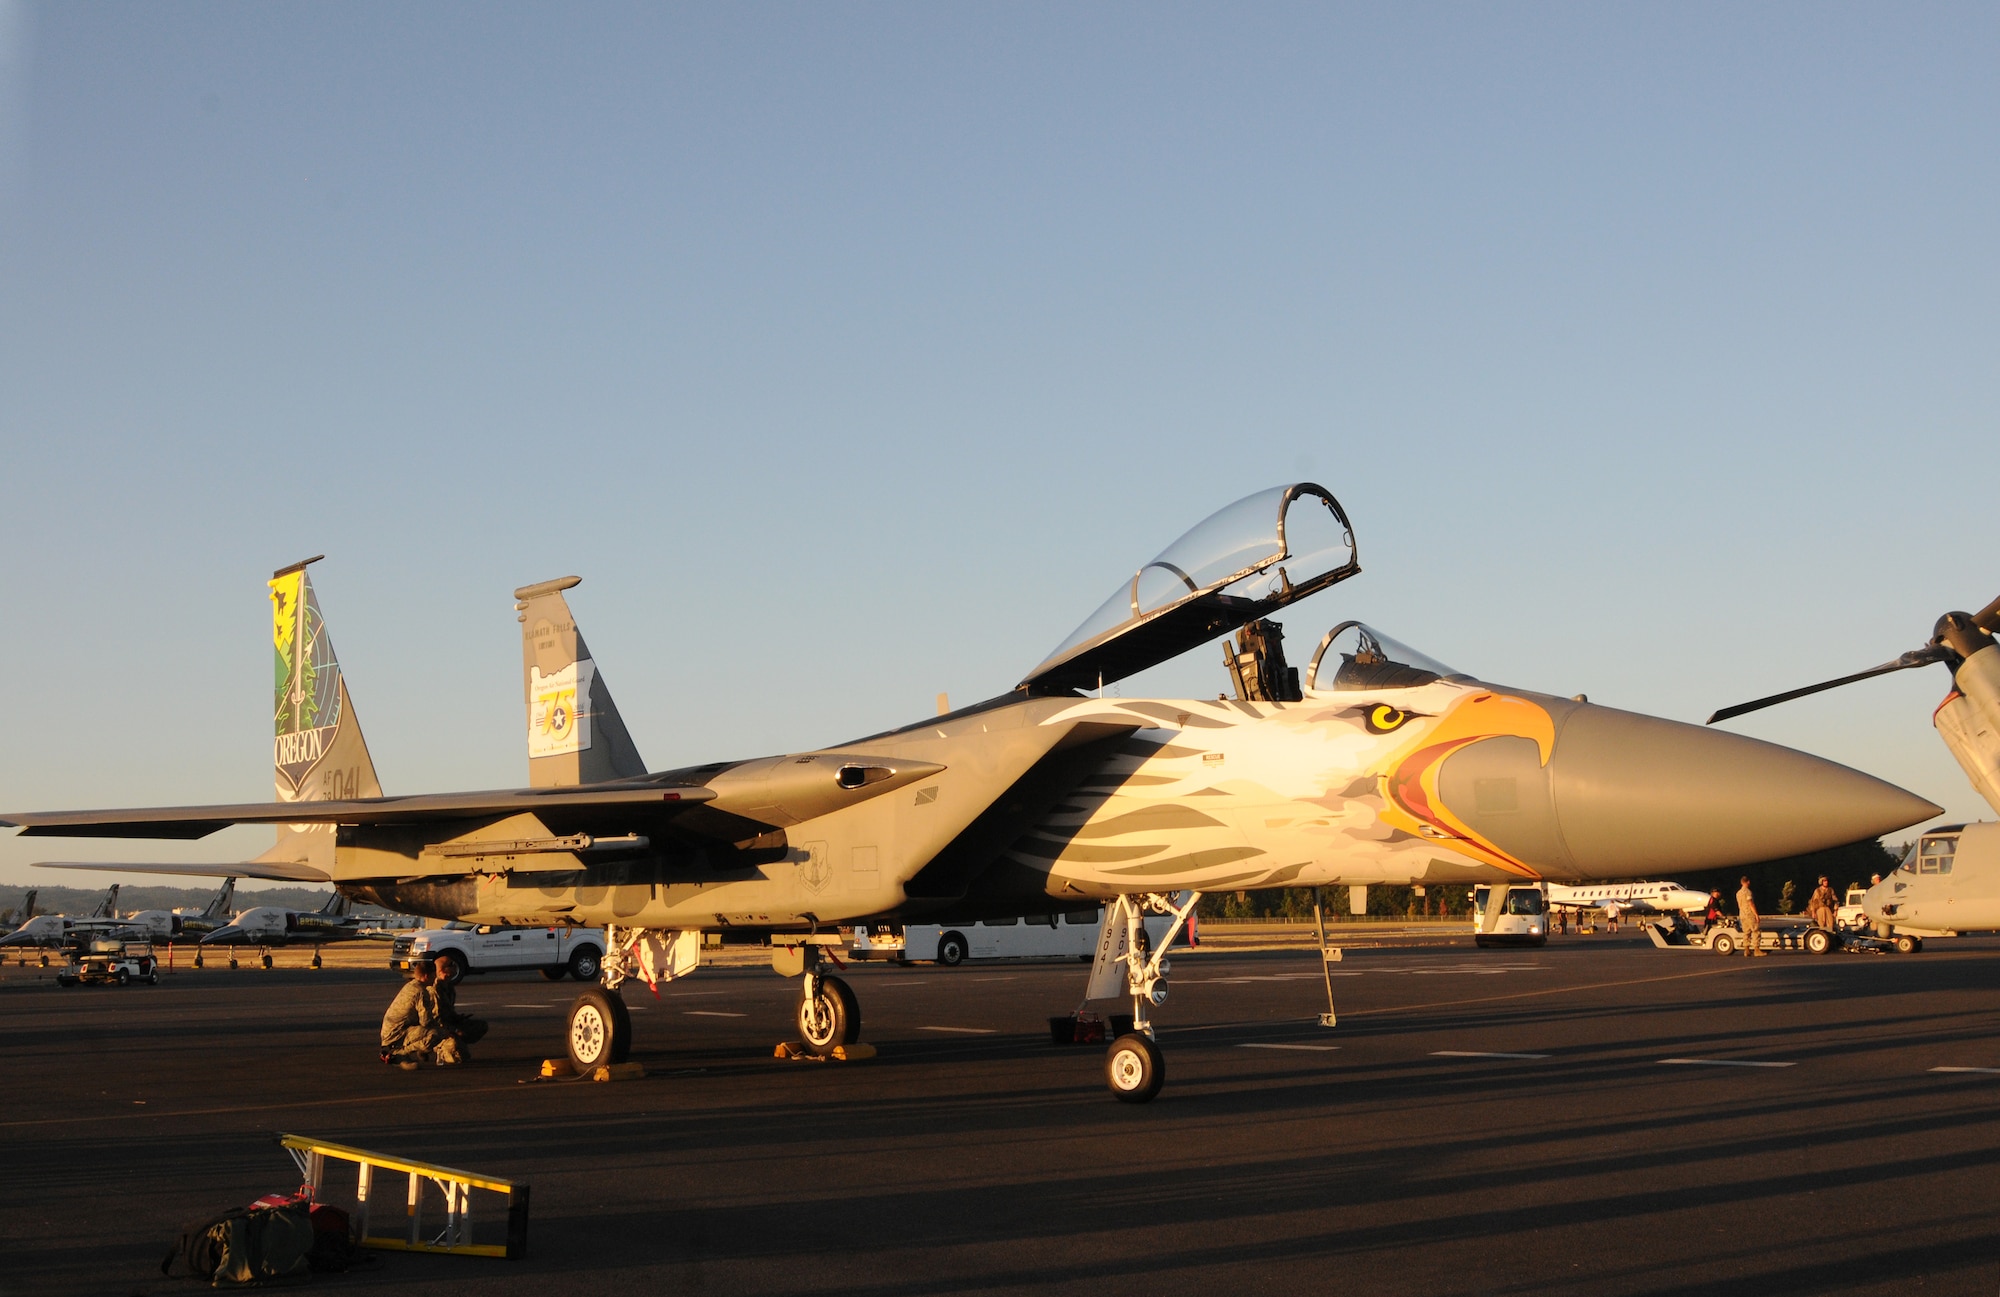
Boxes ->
[1095,890,1201,1103]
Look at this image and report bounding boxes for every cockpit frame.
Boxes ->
[1019,483,1360,694]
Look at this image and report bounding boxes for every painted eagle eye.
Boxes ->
[1364,704,1409,734]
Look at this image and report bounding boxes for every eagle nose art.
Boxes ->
[1436,703,1940,876]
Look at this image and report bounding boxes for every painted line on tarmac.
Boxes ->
[1184,973,1335,984]
[684,1010,746,1018]
[1338,964,1744,1020]
[1659,1058,1795,1069]
[1930,1066,2000,1074]
[503,1003,560,1009]
[1431,1050,1549,1060]
[1238,1042,1339,1052]
[0,1083,549,1130]
[918,1025,996,1034]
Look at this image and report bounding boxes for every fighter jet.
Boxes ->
[1710,590,2000,950]
[198,890,369,969]
[0,884,125,947]
[4,487,1940,1101]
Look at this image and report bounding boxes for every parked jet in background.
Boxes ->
[118,877,238,957]
[6,491,1941,1101]
[1547,881,1709,918]
[0,885,123,947]
[200,891,369,970]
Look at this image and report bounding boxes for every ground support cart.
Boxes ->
[54,937,159,986]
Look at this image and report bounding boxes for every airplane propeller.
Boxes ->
[1707,593,2000,726]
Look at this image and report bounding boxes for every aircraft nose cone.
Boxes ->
[1549,705,1939,875]
[199,926,243,945]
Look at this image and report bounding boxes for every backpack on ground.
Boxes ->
[161,1201,314,1286]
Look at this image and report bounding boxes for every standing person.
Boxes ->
[1810,876,1839,931]
[1736,877,1763,957]
[1703,890,1725,928]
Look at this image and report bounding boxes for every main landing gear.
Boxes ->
[1093,890,1202,1104]
[557,926,870,1070]
[562,924,699,1073]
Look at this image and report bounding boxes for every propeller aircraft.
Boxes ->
[1709,591,2000,948]
[3,485,1940,1101]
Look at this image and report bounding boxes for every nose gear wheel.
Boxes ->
[798,973,860,1055]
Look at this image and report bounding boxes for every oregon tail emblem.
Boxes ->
[270,558,345,796]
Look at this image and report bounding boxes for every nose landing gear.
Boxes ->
[1093,890,1202,1103]
[797,968,860,1054]
[776,935,861,1057]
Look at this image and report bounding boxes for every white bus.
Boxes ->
[1471,882,1548,947]
[850,909,1177,966]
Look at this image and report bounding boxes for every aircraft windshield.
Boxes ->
[1909,833,1959,875]
[1307,621,1463,691]
[1027,484,1357,688]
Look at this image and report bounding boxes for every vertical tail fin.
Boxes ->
[514,576,647,787]
[316,890,351,918]
[262,557,382,871]
[20,890,34,922]
[91,884,120,919]
[203,878,237,921]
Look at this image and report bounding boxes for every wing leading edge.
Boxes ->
[0,785,721,840]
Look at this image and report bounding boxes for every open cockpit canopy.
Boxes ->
[1305,621,1465,691]
[1021,484,1359,692]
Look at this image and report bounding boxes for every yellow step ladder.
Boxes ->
[279,1132,528,1259]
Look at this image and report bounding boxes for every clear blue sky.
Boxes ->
[1,3,1994,889]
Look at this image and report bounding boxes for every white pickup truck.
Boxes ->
[397,923,605,983]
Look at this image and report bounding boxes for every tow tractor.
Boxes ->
[54,936,160,987]
[1646,913,1914,956]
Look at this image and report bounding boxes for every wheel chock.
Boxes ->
[539,1058,575,1079]
[589,1062,645,1082]
[1049,1013,1107,1045]
[773,1041,875,1062]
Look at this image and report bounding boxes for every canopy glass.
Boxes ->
[1022,484,1358,692]
[1306,622,1464,691]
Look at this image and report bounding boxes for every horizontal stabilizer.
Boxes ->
[33,860,332,883]
[3,784,721,840]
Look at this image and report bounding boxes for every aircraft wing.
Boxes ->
[0,785,725,840]
[33,860,331,883]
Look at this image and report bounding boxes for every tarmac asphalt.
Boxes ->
[4,932,1998,1296]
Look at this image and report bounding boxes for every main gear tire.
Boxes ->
[567,987,632,1073]
[1106,1032,1164,1104]
[798,975,860,1055]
